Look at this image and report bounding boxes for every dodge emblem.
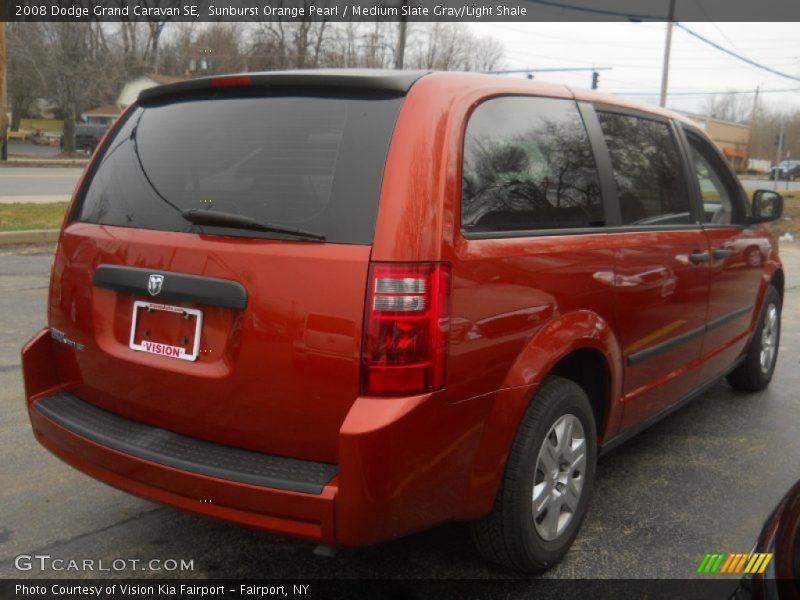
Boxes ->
[147,274,165,296]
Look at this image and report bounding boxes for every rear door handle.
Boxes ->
[712,248,732,260]
[689,251,710,264]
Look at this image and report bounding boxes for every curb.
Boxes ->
[0,229,59,246]
[1,159,89,168]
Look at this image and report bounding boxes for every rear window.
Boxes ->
[73,90,404,244]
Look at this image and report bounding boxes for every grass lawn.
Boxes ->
[0,203,68,232]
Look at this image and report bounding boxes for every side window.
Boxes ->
[461,96,603,233]
[597,112,691,226]
[686,131,743,225]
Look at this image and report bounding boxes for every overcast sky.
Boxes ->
[469,22,800,115]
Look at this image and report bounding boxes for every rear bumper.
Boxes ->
[30,397,337,542]
[23,328,525,546]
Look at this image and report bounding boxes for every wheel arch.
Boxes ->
[462,309,622,517]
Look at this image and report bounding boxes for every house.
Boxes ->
[117,74,188,109]
[81,104,122,126]
[77,74,189,129]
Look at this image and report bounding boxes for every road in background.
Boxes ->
[0,167,82,204]
[740,177,800,192]
[0,243,799,580]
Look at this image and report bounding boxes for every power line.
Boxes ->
[611,88,800,97]
[675,23,800,83]
[693,7,747,57]
[524,0,665,20]
[490,67,612,74]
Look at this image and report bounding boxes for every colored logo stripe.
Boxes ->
[698,553,773,575]
[697,553,726,573]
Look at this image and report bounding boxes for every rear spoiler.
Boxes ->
[139,69,431,103]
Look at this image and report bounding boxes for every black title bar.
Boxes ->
[4,0,800,22]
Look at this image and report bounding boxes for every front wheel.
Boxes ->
[470,376,597,572]
[727,286,781,392]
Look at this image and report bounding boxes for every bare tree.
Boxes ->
[158,22,197,76]
[463,36,504,72]
[408,23,505,72]
[704,91,752,123]
[113,1,173,75]
[6,23,47,130]
[249,17,331,70]
[38,23,117,152]
[195,23,246,74]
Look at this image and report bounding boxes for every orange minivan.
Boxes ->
[22,70,784,571]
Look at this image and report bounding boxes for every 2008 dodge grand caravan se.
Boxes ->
[22,70,785,572]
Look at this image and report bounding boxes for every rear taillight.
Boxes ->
[361,262,451,396]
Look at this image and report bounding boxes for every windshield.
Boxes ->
[73,90,404,244]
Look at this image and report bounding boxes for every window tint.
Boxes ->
[597,112,691,226]
[686,132,742,225]
[74,92,404,244]
[461,96,603,233]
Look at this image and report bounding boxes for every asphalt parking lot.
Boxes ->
[1,243,799,583]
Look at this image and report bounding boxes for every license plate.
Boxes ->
[128,301,203,362]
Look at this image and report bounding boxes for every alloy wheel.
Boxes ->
[532,414,586,541]
[760,303,779,374]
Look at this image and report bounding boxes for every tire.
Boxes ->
[727,286,781,392]
[470,376,597,572]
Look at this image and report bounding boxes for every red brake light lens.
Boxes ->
[361,262,451,396]
[209,75,253,87]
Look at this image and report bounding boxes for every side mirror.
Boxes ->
[749,190,783,224]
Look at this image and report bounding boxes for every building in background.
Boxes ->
[81,104,121,126]
[73,74,188,130]
[682,112,752,172]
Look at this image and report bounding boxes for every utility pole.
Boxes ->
[774,120,785,192]
[745,86,759,169]
[659,0,676,108]
[395,0,407,70]
[750,86,760,123]
[0,22,7,162]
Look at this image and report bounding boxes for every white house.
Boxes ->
[81,104,122,126]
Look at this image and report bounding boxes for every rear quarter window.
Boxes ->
[73,90,404,244]
[460,96,603,235]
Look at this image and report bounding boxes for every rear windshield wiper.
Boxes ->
[181,209,326,241]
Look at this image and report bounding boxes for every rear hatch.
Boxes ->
[48,81,405,464]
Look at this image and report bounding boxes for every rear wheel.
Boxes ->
[727,286,781,392]
[470,376,597,572]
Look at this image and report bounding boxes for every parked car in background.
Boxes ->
[21,70,786,573]
[769,160,800,181]
[30,130,61,146]
[61,123,108,153]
